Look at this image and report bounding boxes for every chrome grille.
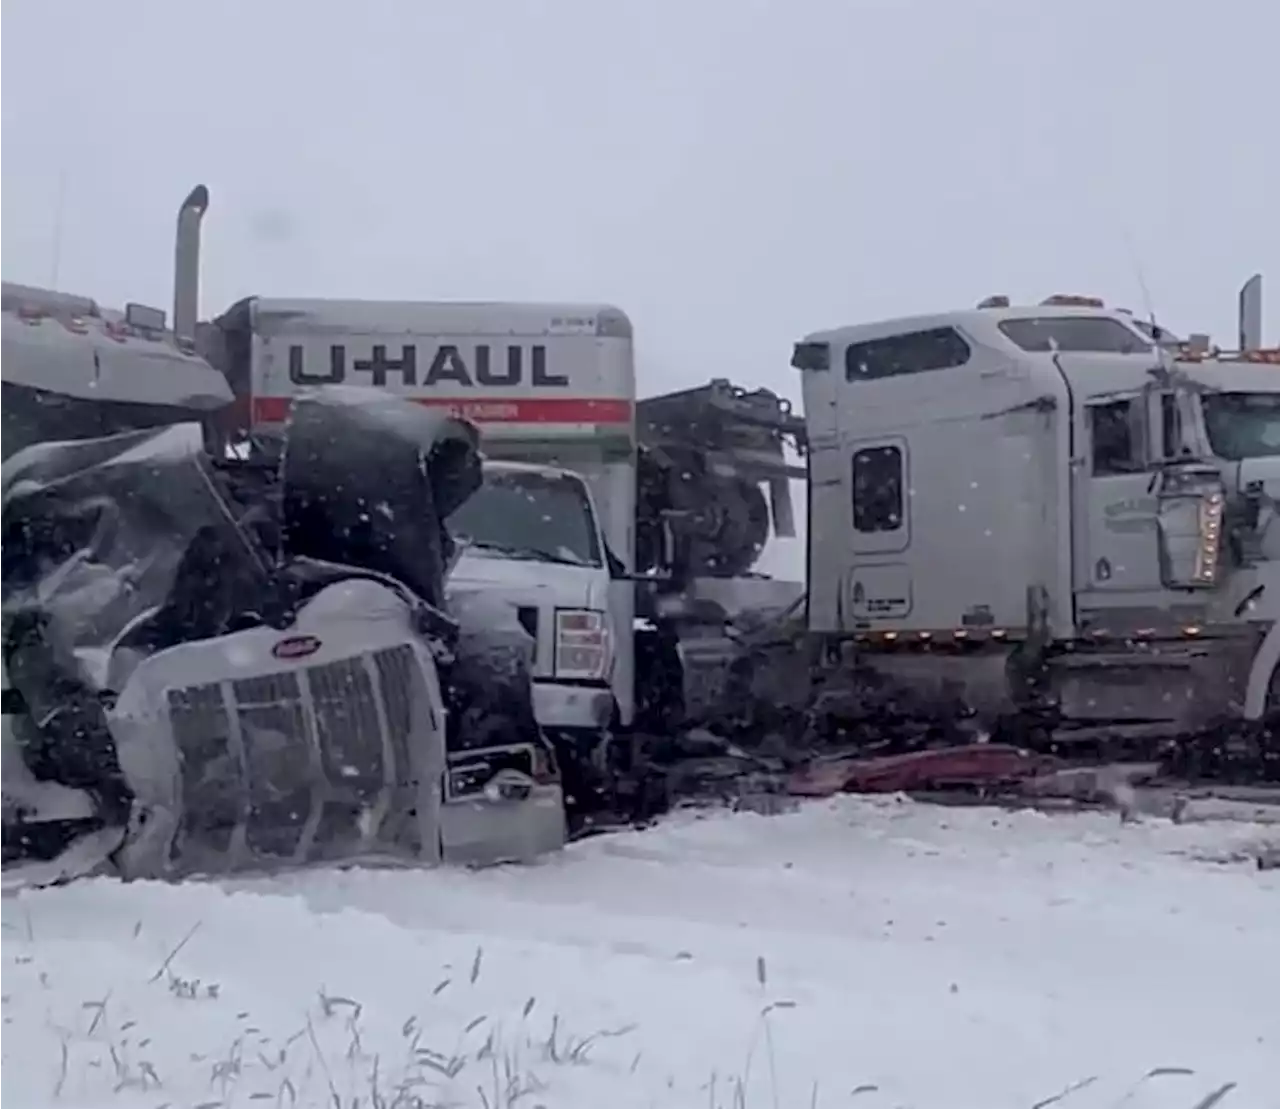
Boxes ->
[167,680,241,856]
[232,670,311,858]
[165,643,429,869]
[374,641,422,742]
[308,657,384,791]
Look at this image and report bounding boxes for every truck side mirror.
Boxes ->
[607,542,672,583]
[606,543,628,580]
[1154,461,1226,589]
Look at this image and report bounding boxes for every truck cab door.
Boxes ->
[1075,391,1166,617]
[1075,383,1219,629]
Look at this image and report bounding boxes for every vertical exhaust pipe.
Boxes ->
[173,184,209,348]
[1238,273,1263,352]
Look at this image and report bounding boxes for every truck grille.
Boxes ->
[165,644,433,869]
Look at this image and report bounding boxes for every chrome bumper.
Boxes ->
[532,680,613,731]
[441,784,566,866]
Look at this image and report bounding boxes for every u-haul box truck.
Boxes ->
[212,298,639,783]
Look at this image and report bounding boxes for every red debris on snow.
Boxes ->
[786,744,1061,798]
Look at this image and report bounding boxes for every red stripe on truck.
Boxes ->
[252,395,634,425]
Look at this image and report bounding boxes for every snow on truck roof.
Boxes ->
[230,297,633,340]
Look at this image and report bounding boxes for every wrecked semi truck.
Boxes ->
[791,281,1280,777]
[2,187,566,886]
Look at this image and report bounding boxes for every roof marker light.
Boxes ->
[1041,294,1105,308]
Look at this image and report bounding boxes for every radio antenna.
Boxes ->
[1120,228,1158,336]
[1121,225,1174,376]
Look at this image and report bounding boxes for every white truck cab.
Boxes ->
[447,459,620,738]
[795,279,1280,755]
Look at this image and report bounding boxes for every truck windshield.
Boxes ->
[1202,392,1280,460]
[448,469,602,568]
[1128,318,1182,346]
[998,316,1151,354]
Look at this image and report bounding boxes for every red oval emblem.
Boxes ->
[272,635,322,660]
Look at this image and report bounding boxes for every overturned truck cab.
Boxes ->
[1,386,567,882]
[795,282,1280,777]
[2,187,566,888]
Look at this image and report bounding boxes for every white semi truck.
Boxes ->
[793,280,1280,773]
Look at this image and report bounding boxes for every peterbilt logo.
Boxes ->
[287,343,569,388]
[272,635,322,660]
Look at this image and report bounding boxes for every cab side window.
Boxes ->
[844,327,971,382]
[1089,400,1143,475]
[852,445,904,531]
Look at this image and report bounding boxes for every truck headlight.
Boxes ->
[554,609,611,681]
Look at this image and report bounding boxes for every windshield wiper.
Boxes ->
[464,540,582,566]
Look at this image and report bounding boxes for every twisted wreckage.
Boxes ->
[4,187,1280,886]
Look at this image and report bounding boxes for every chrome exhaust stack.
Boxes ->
[1239,273,1263,353]
[173,185,209,350]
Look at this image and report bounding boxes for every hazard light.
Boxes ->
[1041,294,1105,308]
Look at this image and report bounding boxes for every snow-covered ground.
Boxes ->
[3,797,1278,1109]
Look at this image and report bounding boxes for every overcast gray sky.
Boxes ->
[3,0,1276,570]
